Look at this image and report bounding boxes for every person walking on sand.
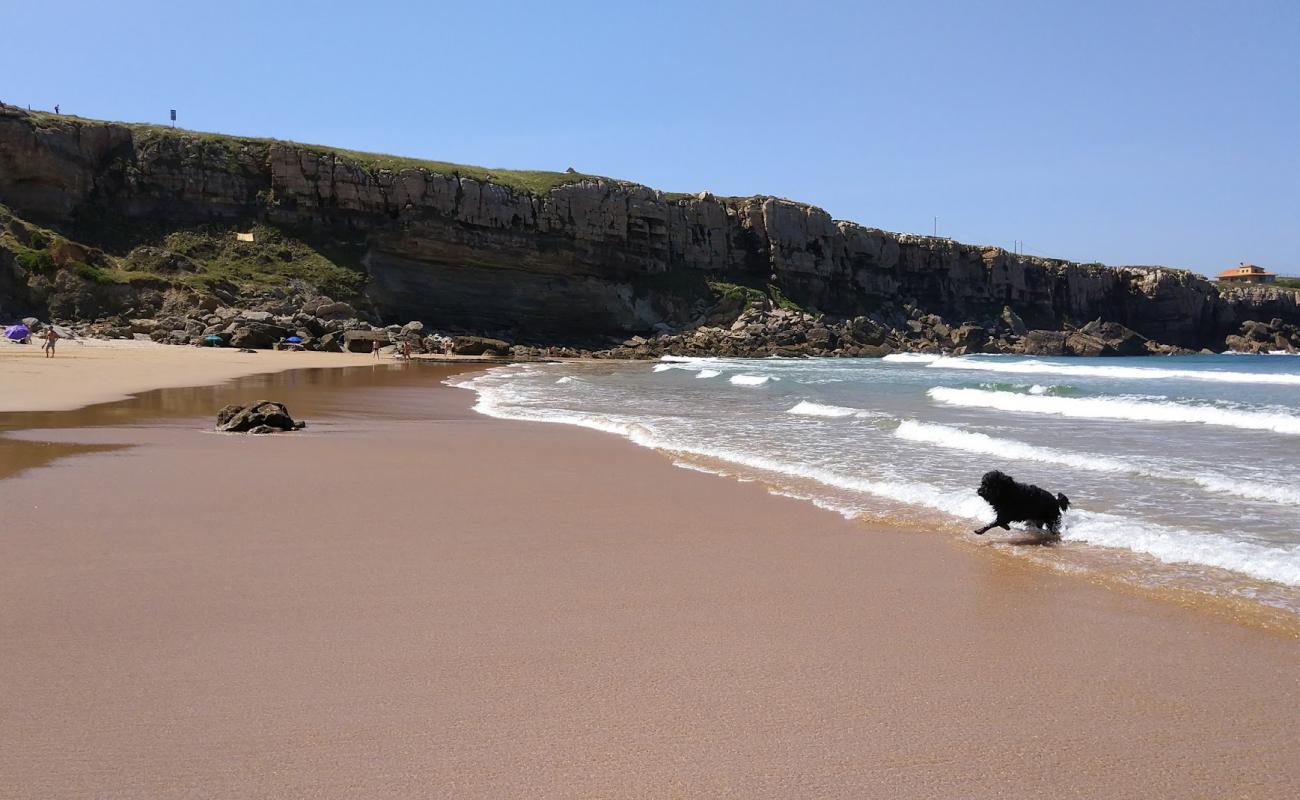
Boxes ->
[42,327,60,357]
[371,339,381,360]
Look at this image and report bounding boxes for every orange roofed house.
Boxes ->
[1216,263,1276,284]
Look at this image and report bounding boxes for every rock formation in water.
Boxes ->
[216,401,306,434]
[1,103,1296,354]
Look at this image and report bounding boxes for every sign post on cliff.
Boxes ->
[170,109,176,128]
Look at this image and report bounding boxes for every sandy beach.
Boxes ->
[0,339,378,413]
[1,354,1297,798]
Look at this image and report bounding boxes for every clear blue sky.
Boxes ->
[3,0,1297,275]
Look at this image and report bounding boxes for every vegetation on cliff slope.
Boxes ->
[2,203,366,303]
[1,205,155,286]
[708,281,805,313]
[145,225,367,299]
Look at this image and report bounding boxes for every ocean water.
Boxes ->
[451,353,1300,610]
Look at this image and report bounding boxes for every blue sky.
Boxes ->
[3,0,1296,275]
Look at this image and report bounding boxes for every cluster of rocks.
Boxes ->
[40,283,486,357]
[216,401,306,434]
[12,285,1245,362]
[1223,318,1300,354]
[66,288,375,350]
[584,303,1201,361]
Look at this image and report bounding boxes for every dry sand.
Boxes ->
[0,338,377,412]
[1,362,1297,798]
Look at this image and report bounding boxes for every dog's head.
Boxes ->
[977,470,1015,505]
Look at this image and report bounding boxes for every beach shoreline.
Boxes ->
[1,358,1298,797]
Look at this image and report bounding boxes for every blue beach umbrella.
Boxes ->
[4,324,30,341]
[286,336,303,343]
[202,334,224,346]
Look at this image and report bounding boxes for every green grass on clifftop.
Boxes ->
[23,109,614,197]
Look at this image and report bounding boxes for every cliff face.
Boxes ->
[1,104,1294,346]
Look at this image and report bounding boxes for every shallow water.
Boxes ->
[452,353,1300,612]
[0,363,483,480]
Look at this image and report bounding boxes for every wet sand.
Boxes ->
[1,364,1297,798]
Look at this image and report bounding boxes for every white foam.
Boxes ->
[450,367,1300,588]
[882,353,941,364]
[1187,475,1300,506]
[787,401,862,418]
[1063,510,1300,587]
[695,369,722,379]
[451,370,986,521]
[1028,384,1050,395]
[730,374,774,386]
[928,387,1300,436]
[651,364,676,372]
[555,376,574,384]
[924,356,1300,386]
[895,420,1132,472]
[894,420,1300,506]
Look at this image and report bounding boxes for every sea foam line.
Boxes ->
[923,356,1300,386]
[450,369,1300,587]
[894,420,1300,506]
[1064,510,1300,587]
[927,387,1300,435]
[730,374,775,386]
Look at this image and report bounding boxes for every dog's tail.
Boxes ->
[1057,492,1071,511]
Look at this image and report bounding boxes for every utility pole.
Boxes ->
[933,216,938,237]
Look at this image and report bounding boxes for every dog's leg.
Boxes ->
[973,518,1009,535]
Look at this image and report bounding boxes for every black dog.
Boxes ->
[973,470,1070,536]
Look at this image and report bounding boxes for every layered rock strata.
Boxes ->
[2,104,1296,350]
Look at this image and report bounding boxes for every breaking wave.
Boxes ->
[927,387,1300,435]
[894,420,1300,506]
[730,374,775,386]
[923,356,1300,386]
[1064,510,1300,587]
[787,401,884,419]
[450,366,1300,591]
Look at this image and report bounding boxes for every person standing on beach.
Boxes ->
[371,339,381,360]
[42,327,60,358]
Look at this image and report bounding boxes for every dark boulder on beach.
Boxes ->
[216,401,306,434]
[447,336,513,356]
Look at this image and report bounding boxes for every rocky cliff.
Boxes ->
[1,103,1296,350]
